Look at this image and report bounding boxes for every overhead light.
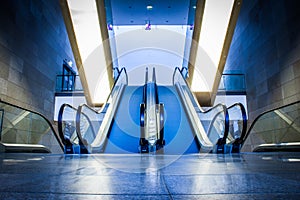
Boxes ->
[193,6,196,9]
[146,5,153,10]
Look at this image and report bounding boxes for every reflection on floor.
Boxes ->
[0,152,300,199]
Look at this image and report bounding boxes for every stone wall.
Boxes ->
[225,0,300,123]
[0,0,74,121]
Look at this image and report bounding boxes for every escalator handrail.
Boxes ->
[103,67,128,109]
[76,67,128,116]
[58,103,77,145]
[203,104,229,144]
[198,103,228,114]
[76,104,98,144]
[242,100,300,146]
[173,67,207,113]
[172,67,230,145]
[142,67,148,105]
[172,68,213,150]
[197,103,230,143]
[139,67,164,150]
[227,103,247,144]
[152,67,159,105]
[57,103,96,148]
[0,99,64,151]
[76,67,128,150]
[153,67,159,105]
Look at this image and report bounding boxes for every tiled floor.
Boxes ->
[0,152,300,199]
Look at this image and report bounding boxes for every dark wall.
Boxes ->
[225,0,300,123]
[0,0,74,120]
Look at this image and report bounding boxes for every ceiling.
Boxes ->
[106,0,197,25]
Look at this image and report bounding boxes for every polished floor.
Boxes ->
[0,152,300,199]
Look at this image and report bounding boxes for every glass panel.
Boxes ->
[78,105,103,147]
[173,67,229,151]
[56,75,83,92]
[242,101,300,152]
[218,74,246,93]
[0,100,63,152]
[198,104,227,145]
[77,68,128,152]
[173,67,233,153]
[74,75,83,91]
[59,105,79,145]
[227,103,247,143]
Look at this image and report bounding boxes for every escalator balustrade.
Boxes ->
[139,67,165,153]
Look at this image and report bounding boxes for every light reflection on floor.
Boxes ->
[0,152,300,199]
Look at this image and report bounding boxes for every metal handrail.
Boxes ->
[173,67,215,151]
[75,67,128,152]
[173,67,230,146]
[58,103,95,151]
[198,103,229,143]
[0,99,64,151]
[203,104,229,145]
[76,67,127,116]
[242,100,300,147]
[227,103,247,144]
[55,74,82,92]
[57,103,77,146]
[75,104,99,149]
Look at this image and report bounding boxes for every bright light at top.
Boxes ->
[191,0,234,92]
[67,0,102,62]
[67,0,111,105]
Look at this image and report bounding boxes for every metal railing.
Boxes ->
[76,68,128,153]
[55,75,83,92]
[58,104,81,153]
[0,99,63,153]
[242,101,300,152]
[139,67,165,153]
[218,73,246,94]
[227,103,247,152]
[173,67,231,153]
[57,68,128,154]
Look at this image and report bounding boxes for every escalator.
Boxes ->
[170,67,248,154]
[73,67,128,153]
[58,67,247,154]
[0,99,63,153]
[58,67,133,154]
[72,67,165,154]
[241,100,300,152]
[161,67,230,154]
